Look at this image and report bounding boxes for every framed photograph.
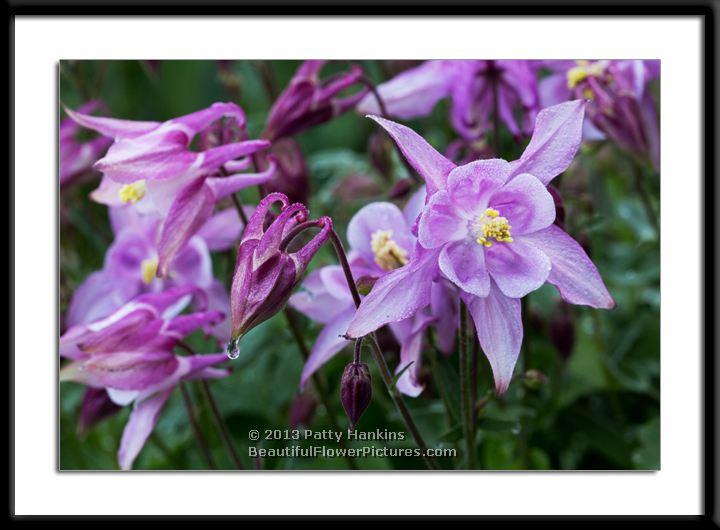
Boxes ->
[11,4,715,521]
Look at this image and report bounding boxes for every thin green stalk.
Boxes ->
[283,308,359,470]
[198,380,245,470]
[326,229,440,470]
[178,382,216,470]
[458,301,476,469]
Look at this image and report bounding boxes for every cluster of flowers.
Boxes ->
[61,59,657,469]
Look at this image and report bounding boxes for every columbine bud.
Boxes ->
[368,131,394,180]
[547,185,566,229]
[388,178,413,200]
[229,193,331,345]
[263,60,368,140]
[340,362,372,429]
[255,138,310,205]
[549,305,576,361]
[289,392,317,429]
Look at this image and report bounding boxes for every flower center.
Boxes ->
[475,208,513,247]
[140,257,158,284]
[370,229,409,271]
[118,180,147,204]
[566,60,605,89]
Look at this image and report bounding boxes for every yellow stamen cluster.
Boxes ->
[566,60,605,89]
[370,229,409,271]
[118,180,147,204]
[140,257,159,285]
[476,208,513,248]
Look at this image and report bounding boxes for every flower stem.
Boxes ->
[458,300,476,470]
[198,380,245,470]
[176,341,243,470]
[358,73,422,185]
[282,307,360,470]
[178,382,217,470]
[632,161,659,237]
[327,228,440,470]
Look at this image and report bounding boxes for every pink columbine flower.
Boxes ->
[60,101,112,186]
[66,102,276,275]
[347,100,615,394]
[357,60,540,141]
[290,190,457,397]
[60,286,230,470]
[540,59,660,168]
[263,60,369,141]
[228,193,331,351]
[65,205,244,343]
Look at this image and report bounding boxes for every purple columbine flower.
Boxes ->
[289,189,457,397]
[60,101,112,187]
[60,286,230,470]
[263,60,368,141]
[540,60,660,168]
[65,204,243,343]
[66,102,276,274]
[228,192,331,353]
[357,60,540,141]
[347,100,615,394]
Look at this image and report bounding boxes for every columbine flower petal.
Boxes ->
[366,115,456,196]
[461,286,522,395]
[510,99,586,185]
[523,225,615,308]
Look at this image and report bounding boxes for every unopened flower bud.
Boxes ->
[355,275,377,296]
[340,362,372,429]
[388,178,413,200]
[369,131,394,180]
[289,392,317,429]
[547,185,566,229]
[256,138,310,205]
[549,305,576,361]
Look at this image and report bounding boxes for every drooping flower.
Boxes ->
[357,60,540,141]
[289,190,457,397]
[254,137,310,205]
[60,286,230,470]
[540,60,660,167]
[263,60,368,141]
[60,101,112,186]
[65,204,243,342]
[228,193,331,350]
[66,102,275,274]
[347,101,615,394]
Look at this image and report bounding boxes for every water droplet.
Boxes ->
[226,337,241,360]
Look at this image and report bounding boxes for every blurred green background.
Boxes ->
[59,60,659,470]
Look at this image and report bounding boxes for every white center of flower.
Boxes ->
[473,208,513,248]
[370,229,409,271]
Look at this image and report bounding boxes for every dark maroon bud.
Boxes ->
[340,362,372,429]
[549,305,576,361]
[289,392,317,429]
[388,178,413,200]
[257,138,310,205]
[522,369,548,390]
[333,172,381,202]
[355,274,377,296]
[547,185,566,229]
[78,388,122,437]
[369,131,394,180]
[198,116,247,151]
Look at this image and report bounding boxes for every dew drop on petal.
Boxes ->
[226,337,241,360]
